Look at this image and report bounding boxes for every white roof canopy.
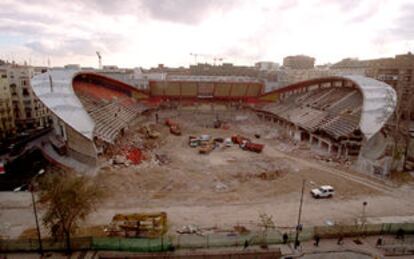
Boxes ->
[343,75,397,139]
[31,69,95,139]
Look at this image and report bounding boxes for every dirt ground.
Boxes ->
[1,108,414,238]
[97,110,379,208]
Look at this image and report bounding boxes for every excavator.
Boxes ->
[141,125,160,139]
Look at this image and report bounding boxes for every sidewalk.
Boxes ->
[282,235,414,258]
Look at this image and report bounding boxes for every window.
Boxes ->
[22,88,30,96]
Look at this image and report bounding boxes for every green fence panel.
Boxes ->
[175,234,206,249]
[92,237,120,251]
[92,237,171,252]
[266,230,283,244]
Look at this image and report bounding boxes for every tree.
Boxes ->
[38,171,104,253]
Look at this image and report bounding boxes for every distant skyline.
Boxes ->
[0,0,413,68]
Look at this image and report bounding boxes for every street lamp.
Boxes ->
[362,201,368,224]
[294,179,306,249]
[14,169,45,256]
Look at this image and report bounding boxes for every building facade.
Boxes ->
[189,63,259,77]
[0,66,15,140]
[283,55,315,69]
[7,65,51,131]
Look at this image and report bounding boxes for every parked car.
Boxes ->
[224,138,233,147]
[310,185,335,199]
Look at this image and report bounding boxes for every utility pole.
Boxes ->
[294,179,306,249]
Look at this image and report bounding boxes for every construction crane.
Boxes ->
[190,53,202,64]
[189,53,224,65]
[96,51,102,69]
[213,57,224,66]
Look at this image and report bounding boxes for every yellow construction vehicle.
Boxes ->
[105,212,167,238]
[141,125,160,139]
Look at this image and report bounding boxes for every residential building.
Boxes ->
[0,65,15,139]
[283,55,315,69]
[255,61,279,71]
[7,65,51,131]
[189,63,258,77]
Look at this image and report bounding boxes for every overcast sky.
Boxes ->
[0,0,413,68]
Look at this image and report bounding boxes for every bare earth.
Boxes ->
[1,110,414,238]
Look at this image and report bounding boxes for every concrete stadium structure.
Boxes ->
[31,69,397,175]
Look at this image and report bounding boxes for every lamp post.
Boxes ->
[14,169,45,256]
[362,201,368,224]
[294,179,306,249]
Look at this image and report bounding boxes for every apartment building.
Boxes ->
[7,65,50,131]
[283,55,315,69]
[0,66,15,140]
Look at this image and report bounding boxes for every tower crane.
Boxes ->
[189,53,224,65]
[96,51,102,69]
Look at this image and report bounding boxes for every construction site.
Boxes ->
[2,69,414,258]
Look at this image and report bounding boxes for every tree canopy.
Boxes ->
[38,171,104,252]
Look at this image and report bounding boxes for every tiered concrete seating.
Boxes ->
[74,83,147,143]
[320,114,360,139]
[261,86,363,140]
[312,88,353,110]
[327,91,362,114]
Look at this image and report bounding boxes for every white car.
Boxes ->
[311,185,335,199]
[224,138,233,147]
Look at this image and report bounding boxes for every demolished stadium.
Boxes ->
[31,69,397,176]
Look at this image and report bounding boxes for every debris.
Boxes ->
[155,153,170,165]
[113,155,127,165]
[234,225,250,234]
[177,224,202,235]
[215,182,229,192]
[126,148,142,165]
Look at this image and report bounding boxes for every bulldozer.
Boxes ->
[141,125,160,139]
[105,212,167,238]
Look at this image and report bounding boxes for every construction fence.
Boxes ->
[1,222,414,253]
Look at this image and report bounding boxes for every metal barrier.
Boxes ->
[1,223,414,253]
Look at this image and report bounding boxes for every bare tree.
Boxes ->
[38,170,104,254]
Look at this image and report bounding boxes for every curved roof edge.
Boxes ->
[31,69,96,139]
[344,75,397,139]
[259,75,397,139]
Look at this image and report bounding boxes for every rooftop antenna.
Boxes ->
[96,51,102,69]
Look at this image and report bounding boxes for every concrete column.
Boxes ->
[294,129,302,142]
[328,143,332,153]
